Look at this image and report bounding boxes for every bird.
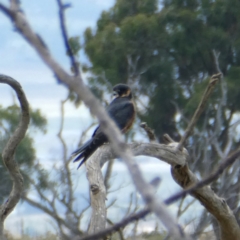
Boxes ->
[72,84,135,169]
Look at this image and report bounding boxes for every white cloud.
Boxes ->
[5,211,56,237]
[92,0,115,8]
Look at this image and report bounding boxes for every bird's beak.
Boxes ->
[112,91,119,98]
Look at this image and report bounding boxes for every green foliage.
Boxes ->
[30,109,47,133]
[0,104,47,202]
[112,0,158,23]
[36,167,52,190]
[227,66,240,110]
[67,36,81,56]
[66,36,84,104]
[82,0,240,141]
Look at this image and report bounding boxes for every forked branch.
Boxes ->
[177,73,221,151]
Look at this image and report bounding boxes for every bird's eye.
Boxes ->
[112,91,119,97]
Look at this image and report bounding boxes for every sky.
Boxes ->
[0,0,204,237]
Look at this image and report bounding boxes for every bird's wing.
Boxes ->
[92,126,100,137]
[72,139,92,156]
[72,132,107,168]
[107,98,135,132]
[92,98,135,136]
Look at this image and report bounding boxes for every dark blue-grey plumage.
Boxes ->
[72,84,135,169]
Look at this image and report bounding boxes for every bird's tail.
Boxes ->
[72,135,107,169]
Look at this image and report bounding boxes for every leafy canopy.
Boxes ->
[82,0,240,141]
[0,104,47,202]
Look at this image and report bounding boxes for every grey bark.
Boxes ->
[86,147,108,234]
[90,142,240,240]
[0,75,30,239]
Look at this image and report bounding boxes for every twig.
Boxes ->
[211,50,227,158]
[57,97,74,207]
[56,0,79,76]
[177,73,221,151]
[140,122,157,142]
[212,50,222,75]
[22,195,82,235]
[0,75,30,237]
[165,146,240,204]
[75,209,150,240]
[163,134,175,144]
[0,3,12,17]
[106,218,125,240]
[77,177,162,240]
[177,198,195,219]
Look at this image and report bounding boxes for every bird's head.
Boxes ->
[112,84,132,99]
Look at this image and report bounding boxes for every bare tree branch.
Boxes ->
[0,75,30,239]
[57,97,74,209]
[74,208,151,240]
[21,96,93,237]
[86,147,107,234]
[56,0,80,76]
[22,195,82,235]
[170,164,240,240]
[79,140,240,240]
[176,197,196,219]
[74,142,188,240]
[164,136,240,204]
[177,73,221,151]
[140,122,157,142]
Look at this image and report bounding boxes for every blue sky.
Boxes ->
[0,0,203,237]
[0,0,117,158]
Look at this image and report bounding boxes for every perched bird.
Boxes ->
[72,84,135,169]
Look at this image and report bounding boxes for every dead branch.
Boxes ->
[177,198,196,219]
[177,73,221,151]
[140,122,157,142]
[75,208,150,240]
[21,96,90,237]
[22,194,82,235]
[79,141,240,240]
[170,163,240,240]
[57,97,74,207]
[85,147,108,234]
[76,142,189,240]
[0,75,30,239]
[178,147,240,196]
[56,0,80,76]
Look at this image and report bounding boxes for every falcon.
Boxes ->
[72,84,135,169]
